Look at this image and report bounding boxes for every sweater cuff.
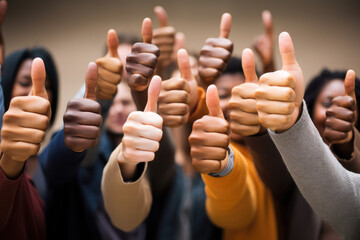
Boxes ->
[208,147,234,177]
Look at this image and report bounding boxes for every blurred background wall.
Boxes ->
[4,0,360,131]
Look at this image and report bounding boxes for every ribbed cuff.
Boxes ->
[208,147,234,177]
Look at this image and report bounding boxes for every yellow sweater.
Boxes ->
[202,142,278,240]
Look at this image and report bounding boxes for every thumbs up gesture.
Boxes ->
[95,29,123,100]
[126,18,160,92]
[198,13,233,85]
[152,6,176,68]
[189,85,230,174]
[158,49,198,127]
[255,32,305,132]
[324,70,358,144]
[63,62,103,152]
[117,76,163,178]
[228,48,266,136]
[252,10,275,73]
[1,58,51,162]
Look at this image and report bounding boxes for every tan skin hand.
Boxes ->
[0,58,51,179]
[189,85,229,174]
[228,48,266,136]
[95,29,123,100]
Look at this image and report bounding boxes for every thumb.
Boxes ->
[84,62,98,101]
[219,13,231,38]
[154,6,168,27]
[142,17,153,44]
[344,69,356,98]
[262,10,273,37]
[30,57,48,99]
[177,49,192,81]
[242,48,258,83]
[174,32,185,52]
[107,29,119,58]
[279,32,297,70]
[144,75,162,112]
[206,84,224,118]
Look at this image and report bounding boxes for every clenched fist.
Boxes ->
[64,62,103,152]
[324,70,357,144]
[229,48,265,136]
[126,18,160,91]
[158,49,198,127]
[96,29,123,100]
[255,32,304,132]
[199,13,233,85]
[189,85,229,174]
[1,58,51,162]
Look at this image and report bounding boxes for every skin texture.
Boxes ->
[158,49,198,127]
[117,76,163,180]
[229,48,266,137]
[12,58,53,106]
[252,10,275,73]
[63,62,103,152]
[199,13,233,86]
[126,18,160,92]
[0,58,51,178]
[255,32,304,132]
[189,85,229,174]
[95,29,123,100]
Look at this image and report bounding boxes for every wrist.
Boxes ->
[117,147,139,181]
[0,154,26,179]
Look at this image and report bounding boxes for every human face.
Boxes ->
[313,79,345,140]
[105,83,137,134]
[11,58,53,104]
[215,73,245,142]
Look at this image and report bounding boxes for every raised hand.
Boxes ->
[126,18,160,92]
[95,29,123,100]
[198,13,233,85]
[158,49,198,127]
[255,32,304,132]
[229,48,265,136]
[324,70,357,144]
[1,58,51,171]
[189,85,230,174]
[152,6,176,68]
[118,76,163,179]
[63,62,103,152]
[253,10,275,73]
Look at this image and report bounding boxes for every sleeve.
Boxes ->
[268,101,360,240]
[201,144,257,230]
[101,144,152,232]
[329,127,360,173]
[243,133,294,202]
[39,129,87,186]
[0,65,4,137]
[189,87,208,122]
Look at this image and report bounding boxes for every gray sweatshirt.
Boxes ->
[268,102,360,240]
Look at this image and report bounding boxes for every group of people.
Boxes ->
[0,1,359,240]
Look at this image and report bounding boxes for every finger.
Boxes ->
[174,32,185,50]
[107,29,119,58]
[206,85,224,118]
[154,6,168,27]
[279,32,296,68]
[142,18,153,44]
[30,58,48,99]
[344,69,356,98]
[262,10,273,37]
[84,62,98,101]
[219,13,231,38]
[177,49,192,81]
[144,75,162,112]
[242,48,258,83]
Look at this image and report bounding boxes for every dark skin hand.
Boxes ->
[126,18,160,93]
[325,70,357,159]
[64,63,103,152]
[199,13,233,86]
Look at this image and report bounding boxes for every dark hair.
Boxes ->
[223,57,244,75]
[304,69,360,130]
[1,47,59,127]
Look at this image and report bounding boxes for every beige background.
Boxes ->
[3,0,360,131]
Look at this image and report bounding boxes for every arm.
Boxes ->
[269,103,360,239]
